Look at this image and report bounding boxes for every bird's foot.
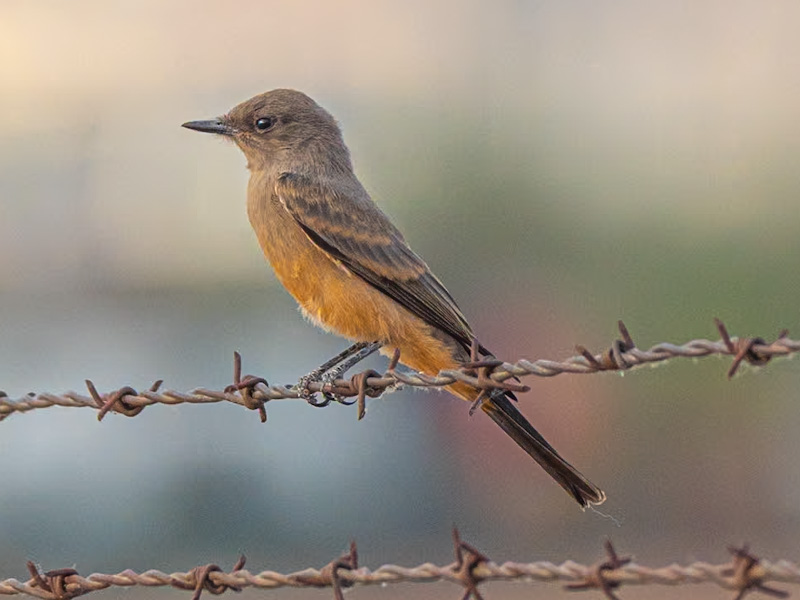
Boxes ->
[315,365,355,405]
[297,361,361,406]
[297,341,383,406]
[297,369,334,406]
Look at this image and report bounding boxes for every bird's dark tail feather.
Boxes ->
[481,392,606,508]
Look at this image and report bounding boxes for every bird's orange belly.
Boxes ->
[259,228,463,384]
[269,236,409,343]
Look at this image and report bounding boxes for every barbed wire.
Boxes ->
[1,319,796,423]
[0,533,793,600]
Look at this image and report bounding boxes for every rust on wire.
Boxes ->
[85,381,159,421]
[451,528,490,600]
[178,556,246,600]
[463,338,528,416]
[565,540,631,600]
[726,545,788,600]
[347,369,382,420]
[465,339,530,395]
[224,352,268,422]
[574,321,637,372]
[714,318,776,379]
[25,562,80,600]
[2,320,799,422]
[305,541,358,600]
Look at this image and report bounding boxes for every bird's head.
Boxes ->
[183,89,349,172]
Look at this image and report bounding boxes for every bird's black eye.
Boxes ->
[255,117,275,131]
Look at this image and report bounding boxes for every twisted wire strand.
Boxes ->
[1,320,795,422]
[1,552,796,599]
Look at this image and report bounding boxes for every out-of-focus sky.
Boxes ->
[2,2,800,598]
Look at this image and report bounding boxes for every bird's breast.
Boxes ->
[245,175,465,386]
[246,178,385,339]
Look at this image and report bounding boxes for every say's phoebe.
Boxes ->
[183,89,605,507]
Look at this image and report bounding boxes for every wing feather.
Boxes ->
[276,172,478,352]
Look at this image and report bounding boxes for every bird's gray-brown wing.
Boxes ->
[276,171,480,353]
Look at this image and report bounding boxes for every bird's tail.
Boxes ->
[481,391,606,508]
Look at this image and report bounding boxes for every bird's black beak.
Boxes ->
[181,118,236,136]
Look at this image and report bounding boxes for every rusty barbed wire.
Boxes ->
[1,319,796,423]
[0,535,795,600]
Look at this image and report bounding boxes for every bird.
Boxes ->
[183,89,605,507]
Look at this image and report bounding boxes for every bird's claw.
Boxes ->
[297,341,382,406]
[297,370,324,402]
[297,370,342,406]
[319,368,353,404]
[297,364,354,406]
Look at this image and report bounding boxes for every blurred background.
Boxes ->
[2,1,800,598]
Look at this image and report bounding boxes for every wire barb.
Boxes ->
[180,556,246,600]
[726,545,788,600]
[25,562,80,600]
[714,318,776,378]
[565,540,631,600]
[86,380,161,421]
[2,319,798,422]
[451,527,490,600]
[321,542,358,600]
[225,352,268,422]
